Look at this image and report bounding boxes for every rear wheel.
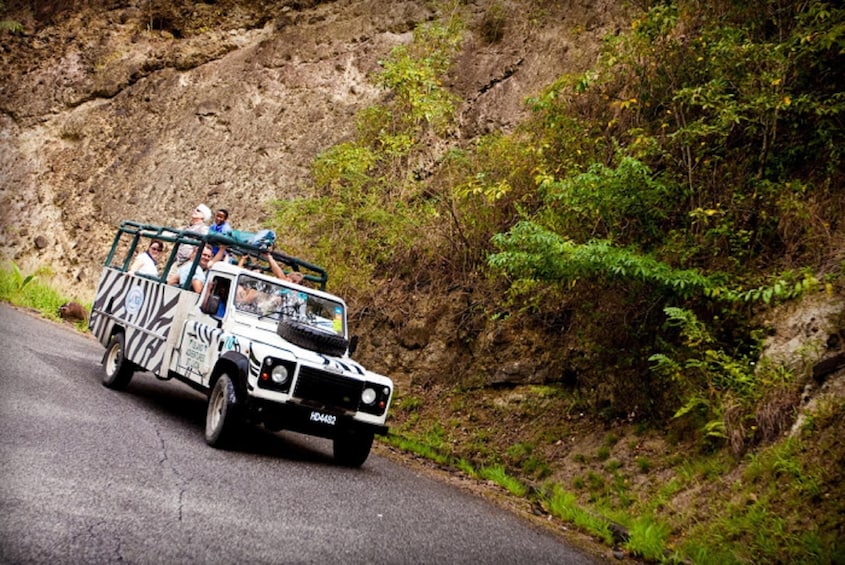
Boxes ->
[205,373,241,448]
[102,332,133,390]
[333,428,374,467]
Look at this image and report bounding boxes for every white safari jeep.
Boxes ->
[89,221,393,466]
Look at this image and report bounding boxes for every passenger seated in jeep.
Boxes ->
[167,246,213,292]
[265,252,304,284]
[234,275,305,319]
[129,240,164,277]
[234,278,265,314]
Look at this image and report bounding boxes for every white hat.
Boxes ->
[196,203,212,223]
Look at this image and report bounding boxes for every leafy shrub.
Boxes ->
[270,17,466,293]
[0,262,86,326]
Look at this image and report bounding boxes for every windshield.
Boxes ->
[233,274,345,336]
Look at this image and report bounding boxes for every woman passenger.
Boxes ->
[129,240,164,277]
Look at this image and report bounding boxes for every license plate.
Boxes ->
[309,410,336,426]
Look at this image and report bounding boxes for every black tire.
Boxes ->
[205,373,242,448]
[102,332,134,390]
[277,319,349,357]
[333,428,374,467]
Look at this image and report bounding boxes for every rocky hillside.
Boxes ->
[3,1,843,560]
[0,0,623,292]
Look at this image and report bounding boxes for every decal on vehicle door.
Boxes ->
[125,286,144,314]
[223,334,240,353]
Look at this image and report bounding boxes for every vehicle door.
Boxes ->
[176,274,233,387]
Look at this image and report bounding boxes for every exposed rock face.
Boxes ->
[763,293,845,379]
[2,2,842,400]
[0,0,622,294]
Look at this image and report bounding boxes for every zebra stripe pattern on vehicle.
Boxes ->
[90,268,182,375]
[188,320,222,346]
[320,355,365,376]
[248,346,261,379]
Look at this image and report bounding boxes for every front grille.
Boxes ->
[293,366,363,411]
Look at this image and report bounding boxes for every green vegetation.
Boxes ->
[0,262,87,329]
[478,464,528,497]
[625,515,672,562]
[271,11,465,294]
[270,0,843,422]
[4,0,839,561]
[543,485,614,546]
[0,1,23,33]
[270,0,843,560]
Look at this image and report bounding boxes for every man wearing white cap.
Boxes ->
[172,203,212,274]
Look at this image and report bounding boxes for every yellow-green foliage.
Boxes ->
[544,485,614,545]
[0,0,23,33]
[0,262,83,325]
[271,0,843,422]
[271,15,466,293]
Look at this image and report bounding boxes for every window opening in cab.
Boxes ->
[234,274,345,336]
[204,276,231,318]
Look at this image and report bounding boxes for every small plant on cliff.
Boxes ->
[271,14,465,292]
[648,306,796,454]
[0,1,23,33]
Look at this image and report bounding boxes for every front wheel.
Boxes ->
[333,428,374,467]
[205,373,241,448]
[102,332,134,390]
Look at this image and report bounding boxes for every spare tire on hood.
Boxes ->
[277,319,349,357]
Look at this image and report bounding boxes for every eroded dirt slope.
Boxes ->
[0,0,622,291]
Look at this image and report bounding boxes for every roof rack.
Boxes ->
[107,221,328,290]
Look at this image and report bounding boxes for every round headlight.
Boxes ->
[270,364,289,385]
[361,387,377,405]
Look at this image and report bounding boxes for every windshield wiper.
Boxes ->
[258,305,299,321]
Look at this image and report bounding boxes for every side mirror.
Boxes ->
[201,295,221,317]
[348,335,359,356]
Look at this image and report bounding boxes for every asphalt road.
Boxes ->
[0,303,600,564]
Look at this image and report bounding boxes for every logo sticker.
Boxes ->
[125,286,144,315]
[224,334,240,352]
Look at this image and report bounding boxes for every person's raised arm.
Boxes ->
[264,253,303,284]
[264,252,285,279]
[209,245,228,267]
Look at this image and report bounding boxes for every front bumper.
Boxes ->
[250,397,389,439]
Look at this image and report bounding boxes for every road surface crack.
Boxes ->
[154,425,188,522]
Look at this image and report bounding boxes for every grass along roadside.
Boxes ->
[385,385,845,563]
[0,261,90,332]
